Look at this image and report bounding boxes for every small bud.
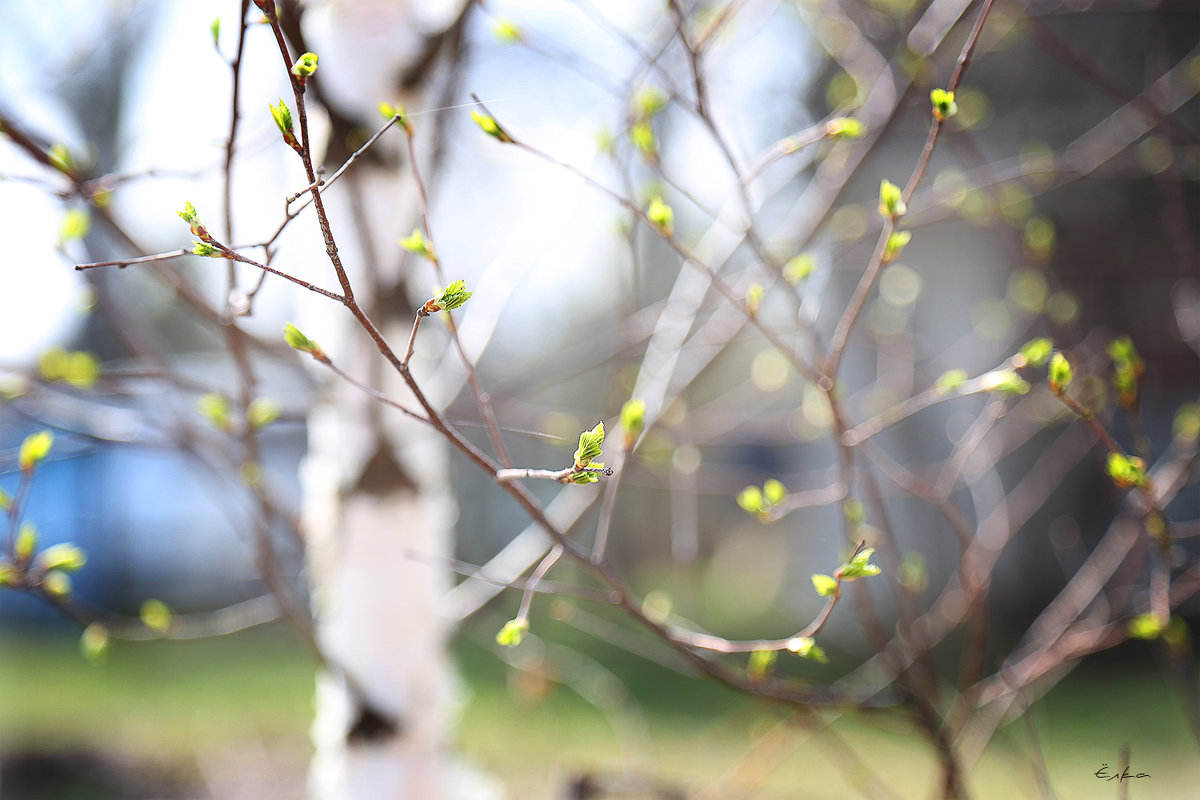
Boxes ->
[269,99,298,149]
[839,547,881,581]
[1047,352,1072,394]
[633,86,668,120]
[42,569,72,598]
[1127,612,1164,640]
[646,194,674,235]
[930,88,958,120]
[980,368,1030,396]
[283,323,325,361]
[786,636,829,663]
[177,201,199,226]
[573,421,605,469]
[19,430,54,472]
[883,230,911,262]
[745,282,764,315]
[933,369,968,396]
[620,399,646,449]
[783,253,815,285]
[737,486,764,516]
[0,486,10,511]
[1107,335,1143,412]
[425,279,472,314]
[59,208,91,244]
[400,228,435,261]
[878,179,906,219]
[1106,452,1146,489]
[15,523,37,562]
[825,117,865,138]
[49,143,74,174]
[470,109,513,143]
[629,120,658,158]
[248,398,280,430]
[192,242,223,258]
[198,393,231,431]
[491,18,522,44]
[496,617,529,647]
[140,599,173,634]
[290,52,319,81]
[0,560,17,588]
[81,623,110,663]
[1018,337,1054,368]
[763,479,787,506]
[812,573,838,597]
[210,17,221,49]
[35,543,87,573]
[748,649,777,681]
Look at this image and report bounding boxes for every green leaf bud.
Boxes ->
[980,368,1031,396]
[748,648,777,680]
[192,242,223,258]
[19,430,54,472]
[178,201,199,226]
[59,208,91,244]
[42,569,72,598]
[496,617,529,647]
[1127,613,1164,640]
[878,179,906,219]
[15,523,37,562]
[763,479,787,506]
[826,117,865,138]
[883,230,911,262]
[1048,352,1072,394]
[80,623,109,663]
[630,120,658,157]
[786,636,828,663]
[570,467,603,485]
[290,52,319,80]
[783,253,815,284]
[0,486,10,512]
[933,369,968,396]
[35,543,87,573]
[1106,451,1146,489]
[140,599,173,634]
[1018,337,1054,368]
[248,398,280,430]
[425,279,472,314]
[737,485,764,516]
[400,228,435,260]
[620,399,646,448]
[0,560,17,588]
[491,17,522,43]
[930,88,958,120]
[633,86,668,119]
[1107,335,1143,411]
[470,109,513,143]
[283,323,318,355]
[646,194,674,235]
[840,547,881,581]
[198,393,231,431]
[745,282,764,315]
[49,143,74,174]
[270,99,294,138]
[811,573,838,597]
[210,17,221,49]
[573,421,605,469]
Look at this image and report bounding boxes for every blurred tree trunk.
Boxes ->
[289,2,478,797]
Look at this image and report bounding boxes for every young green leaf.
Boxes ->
[786,636,829,663]
[980,368,1031,396]
[290,52,319,80]
[470,109,513,143]
[35,543,87,573]
[646,194,674,235]
[811,573,838,597]
[19,430,54,472]
[840,547,881,581]
[573,421,605,469]
[1048,352,1072,394]
[1127,613,1164,640]
[1106,452,1146,489]
[496,617,529,647]
[883,230,911,262]
[878,179,906,219]
[826,117,865,138]
[400,228,435,260]
[620,399,646,448]
[1019,337,1054,368]
[930,88,958,120]
[431,280,472,313]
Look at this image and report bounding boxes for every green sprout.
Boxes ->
[786,636,828,663]
[933,369,968,396]
[491,18,522,44]
[19,430,54,473]
[1106,451,1146,490]
[270,99,298,149]
[745,283,764,316]
[470,109,513,143]
[826,117,865,138]
[883,230,911,262]
[1018,337,1054,368]
[424,280,473,314]
[980,368,1030,396]
[283,323,326,361]
[737,479,788,522]
[930,88,958,120]
[878,179,906,219]
[573,421,605,470]
[1048,352,1073,394]
[496,617,529,647]
[646,194,674,235]
[35,543,87,573]
[1108,335,1143,412]
[400,228,435,261]
[620,399,646,449]
[748,649,777,680]
[783,253,815,284]
[290,52,319,81]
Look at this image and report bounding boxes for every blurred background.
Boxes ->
[1,0,1198,797]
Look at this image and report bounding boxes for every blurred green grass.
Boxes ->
[1,624,1197,798]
